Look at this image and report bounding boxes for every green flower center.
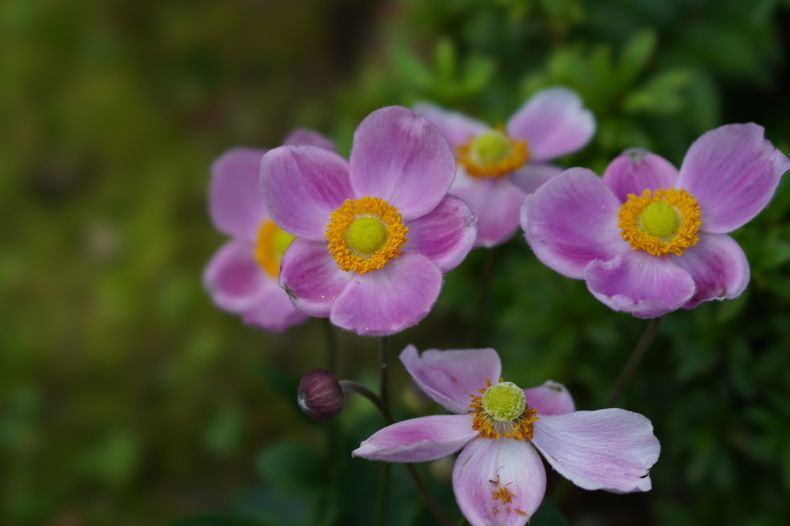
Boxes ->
[481,381,526,422]
[637,200,680,240]
[346,216,388,255]
[272,228,296,259]
[470,130,512,164]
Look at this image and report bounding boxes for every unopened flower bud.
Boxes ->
[297,369,344,419]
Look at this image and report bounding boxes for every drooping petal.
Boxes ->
[452,177,525,248]
[506,87,595,162]
[678,123,790,233]
[209,148,269,240]
[508,163,564,195]
[203,240,268,313]
[278,238,351,318]
[400,345,501,414]
[672,233,750,309]
[403,195,477,272]
[521,168,626,279]
[282,128,336,152]
[352,414,476,463]
[260,145,353,240]
[349,106,456,221]
[413,102,490,147]
[602,149,679,202]
[583,249,695,318]
[531,409,660,493]
[241,280,308,332]
[329,252,443,336]
[524,381,576,416]
[453,438,547,525]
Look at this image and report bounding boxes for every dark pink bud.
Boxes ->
[297,369,344,419]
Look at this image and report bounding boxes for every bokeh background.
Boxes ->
[3,0,790,525]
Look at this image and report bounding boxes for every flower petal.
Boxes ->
[524,381,576,416]
[349,106,456,221]
[278,238,351,318]
[532,409,660,492]
[453,438,546,525]
[506,87,595,162]
[329,252,443,336]
[413,102,490,147]
[241,280,308,332]
[521,168,626,279]
[260,145,353,240]
[672,233,750,309]
[508,163,564,195]
[400,345,501,414]
[352,414,476,462]
[583,249,695,318]
[209,148,269,240]
[602,149,679,202]
[282,128,336,152]
[678,123,790,233]
[403,195,477,272]
[203,240,267,313]
[452,177,525,248]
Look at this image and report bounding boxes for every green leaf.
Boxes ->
[618,29,657,87]
[532,497,569,526]
[255,441,325,494]
[171,515,266,526]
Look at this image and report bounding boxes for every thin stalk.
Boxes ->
[470,247,498,348]
[604,317,662,408]
[376,335,392,526]
[322,318,337,372]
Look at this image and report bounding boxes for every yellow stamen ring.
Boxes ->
[617,187,702,256]
[469,378,539,441]
[325,195,408,273]
[255,219,296,277]
[457,126,530,178]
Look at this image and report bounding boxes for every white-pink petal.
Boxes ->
[403,195,477,272]
[602,149,679,203]
[508,163,564,195]
[209,148,269,240]
[452,177,525,248]
[203,240,268,313]
[524,381,576,416]
[282,128,336,152]
[413,102,490,147]
[241,279,308,332]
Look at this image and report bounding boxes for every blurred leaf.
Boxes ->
[255,441,325,494]
[618,29,657,87]
[171,516,266,526]
[532,497,569,526]
[624,69,692,114]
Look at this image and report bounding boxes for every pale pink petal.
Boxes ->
[678,123,790,233]
[508,163,564,195]
[241,280,308,332]
[602,149,679,202]
[413,102,490,147]
[400,345,501,414]
[583,249,695,318]
[349,106,456,221]
[506,87,595,162]
[672,233,750,309]
[260,145,353,240]
[329,252,443,336]
[278,238,351,318]
[532,409,660,492]
[352,414,476,463]
[524,381,576,416]
[203,240,268,313]
[521,168,626,279]
[453,438,546,525]
[452,177,525,248]
[209,148,269,240]
[282,128,336,152]
[403,195,477,272]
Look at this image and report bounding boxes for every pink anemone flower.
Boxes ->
[522,123,790,318]
[203,129,334,331]
[260,106,477,336]
[415,87,595,247]
[353,346,660,526]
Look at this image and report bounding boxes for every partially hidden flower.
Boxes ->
[521,123,790,318]
[204,129,335,331]
[260,106,477,336]
[415,87,595,247]
[353,346,660,525]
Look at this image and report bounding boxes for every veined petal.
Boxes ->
[203,240,268,313]
[241,280,308,332]
[506,87,595,162]
[678,123,790,233]
[602,149,679,202]
[278,238,351,318]
[521,168,626,279]
[524,381,576,416]
[452,177,525,248]
[403,195,477,272]
[583,250,695,318]
[508,163,564,195]
[532,409,660,493]
[349,106,456,221]
[282,128,336,152]
[209,148,269,240]
[453,438,546,525]
[400,345,501,414]
[672,233,750,309]
[260,145,353,240]
[352,414,476,463]
[330,252,443,336]
[413,102,490,147]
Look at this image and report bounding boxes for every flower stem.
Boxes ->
[604,316,662,408]
[322,318,337,372]
[376,335,392,526]
[471,247,498,347]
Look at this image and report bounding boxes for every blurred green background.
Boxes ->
[2,0,790,525]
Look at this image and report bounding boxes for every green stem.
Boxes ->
[322,318,337,372]
[604,317,662,408]
[470,247,498,348]
[376,336,392,526]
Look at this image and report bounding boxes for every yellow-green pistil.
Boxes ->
[481,381,526,422]
[457,127,530,178]
[469,379,539,441]
[346,216,388,254]
[470,130,513,165]
[637,201,679,240]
